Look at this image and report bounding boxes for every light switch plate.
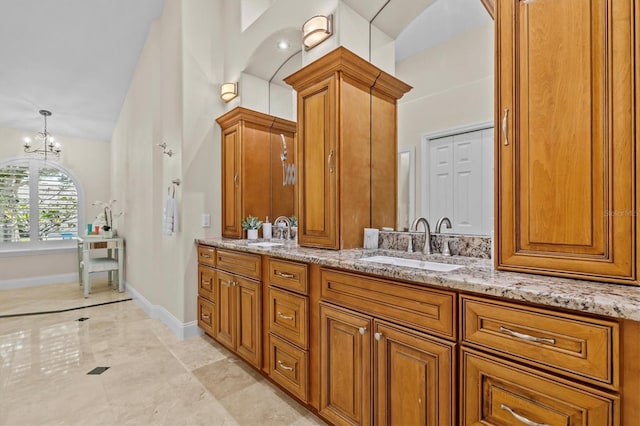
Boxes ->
[202,213,210,228]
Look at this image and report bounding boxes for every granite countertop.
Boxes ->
[196,237,640,322]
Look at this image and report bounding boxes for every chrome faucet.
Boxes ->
[435,217,452,233]
[410,217,432,255]
[273,216,291,240]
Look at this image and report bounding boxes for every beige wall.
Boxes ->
[396,22,494,220]
[0,127,110,285]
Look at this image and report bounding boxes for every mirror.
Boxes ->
[397,146,415,231]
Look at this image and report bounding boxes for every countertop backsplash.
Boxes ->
[379,231,491,259]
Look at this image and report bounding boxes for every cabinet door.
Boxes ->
[319,303,372,426]
[374,321,455,426]
[215,270,236,351]
[236,276,261,368]
[297,77,338,249]
[221,123,242,238]
[496,0,636,283]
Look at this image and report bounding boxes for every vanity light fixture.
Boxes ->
[220,82,238,102]
[302,14,333,50]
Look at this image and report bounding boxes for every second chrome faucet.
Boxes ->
[410,217,432,254]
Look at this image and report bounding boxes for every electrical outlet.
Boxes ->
[202,213,210,228]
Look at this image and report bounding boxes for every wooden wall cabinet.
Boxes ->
[495,0,638,284]
[216,107,296,239]
[284,47,411,249]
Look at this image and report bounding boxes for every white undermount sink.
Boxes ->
[359,255,463,272]
[247,242,284,248]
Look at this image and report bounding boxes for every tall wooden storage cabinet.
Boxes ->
[216,107,296,239]
[496,0,638,284]
[284,47,411,249]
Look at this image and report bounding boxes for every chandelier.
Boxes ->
[23,109,61,159]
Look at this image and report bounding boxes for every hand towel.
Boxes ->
[164,196,177,235]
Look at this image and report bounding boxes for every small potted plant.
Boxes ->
[242,215,263,240]
[289,215,298,241]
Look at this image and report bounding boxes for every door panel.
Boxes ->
[221,124,242,238]
[215,270,236,350]
[236,277,261,368]
[319,303,372,426]
[497,0,636,282]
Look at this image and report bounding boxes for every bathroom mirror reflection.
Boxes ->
[397,146,415,232]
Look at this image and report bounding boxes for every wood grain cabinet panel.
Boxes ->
[321,268,456,339]
[216,107,296,239]
[214,268,262,368]
[496,0,637,283]
[197,264,215,302]
[285,47,411,249]
[197,296,216,337]
[268,333,309,403]
[461,349,618,426]
[374,321,455,426]
[216,249,261,280]
[268,287,308,349]
[319,303,372,426]
[268,258,309,295]
[197,245,215,267]
[462,296,619,389]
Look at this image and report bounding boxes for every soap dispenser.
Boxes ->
[263,216,272,240]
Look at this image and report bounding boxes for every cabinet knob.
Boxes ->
[358,327,367,335]
[374,332,383,341]
[500,404,548,426]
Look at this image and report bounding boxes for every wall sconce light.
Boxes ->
[302,14,333,51]
[220,82,238,102]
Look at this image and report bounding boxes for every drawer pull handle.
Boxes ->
[500,326,556,345]
[501,404,549,426]
[359,327,367,335]
[200,253,211,258]
[328,150,335,173]
[277,360,294,371]
[276,271,295,279]
[201,278,212,286]
[502,108,509,146]
[374,332,383,341]
[234,173,239,187]
[277,312,294,320]
[201,313,210,320]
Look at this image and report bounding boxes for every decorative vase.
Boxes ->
[103,230,113,238]
[247,229,258,240]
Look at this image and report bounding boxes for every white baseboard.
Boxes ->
[126,283,202,340]
[0,272,79,290]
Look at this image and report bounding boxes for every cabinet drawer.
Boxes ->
[268,333,308,403]
[321,268,456,339]
[216,249,261,279]
[268,258,308,294]
[461,296,619,388]
[197,245,216,267]
[197,296,216,337]
[268,287,308,349]
[462,349,617,426]
[198,265,215,302]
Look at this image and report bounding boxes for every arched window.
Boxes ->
[0,157,83,247]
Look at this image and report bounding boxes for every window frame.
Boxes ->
[0,156,84,253]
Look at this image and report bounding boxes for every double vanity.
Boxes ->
[195,238,640,425]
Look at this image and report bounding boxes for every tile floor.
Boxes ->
[0,282,324,425]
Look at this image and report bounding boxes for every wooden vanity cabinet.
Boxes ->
[216,107,296,239]
[194,247,262,369]
[495,0,638,283]
[284,47,411,249]
[460,295,621,425]
[319,269,456,426]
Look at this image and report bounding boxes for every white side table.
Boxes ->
[77,236,124,298]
